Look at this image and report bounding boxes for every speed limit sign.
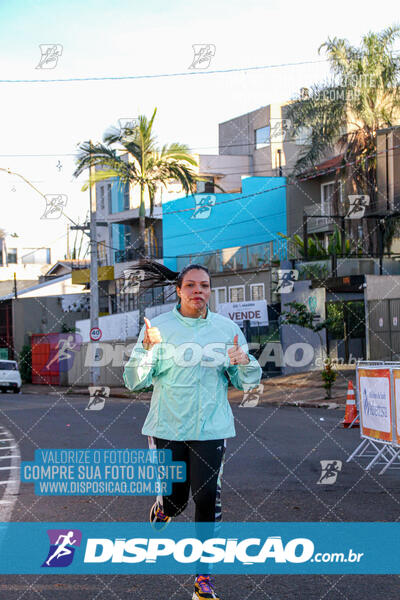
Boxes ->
[90,327,102,341]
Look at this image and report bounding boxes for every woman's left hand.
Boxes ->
[228,334,250,365]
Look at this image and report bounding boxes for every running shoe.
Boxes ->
[192,575,220,599]
[149,501,171,531]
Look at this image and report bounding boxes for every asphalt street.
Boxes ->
[0,392,399,600]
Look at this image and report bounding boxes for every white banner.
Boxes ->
[218,301,268,326]
[359,375,391,434]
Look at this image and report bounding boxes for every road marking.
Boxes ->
[0,428,20,521]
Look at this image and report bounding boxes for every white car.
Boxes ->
[0,360,22,394]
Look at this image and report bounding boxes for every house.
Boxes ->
[0,274,89,360]
[0,234,52,296]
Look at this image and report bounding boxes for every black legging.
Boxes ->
[148,437,226,522]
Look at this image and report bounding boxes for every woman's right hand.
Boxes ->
[142,317,162,351]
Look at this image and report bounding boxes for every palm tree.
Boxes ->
[287,26,400,254]
[73,108,199,259]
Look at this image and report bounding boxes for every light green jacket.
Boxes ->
[123,303,262,441]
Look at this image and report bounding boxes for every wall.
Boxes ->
[12,296,89,356]
[219,106,268,158]
[208,270,271,308]
[162,176,287,271]
[67,340,134,387]
[280,280,327,375]
[197,154,251,193]
[75,302,175,343]
[365,275,400,300]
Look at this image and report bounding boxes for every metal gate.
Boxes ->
[368,299,400,360]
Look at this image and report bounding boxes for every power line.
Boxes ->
[0,58,327,84]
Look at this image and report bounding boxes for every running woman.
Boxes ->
[123,262,262,600]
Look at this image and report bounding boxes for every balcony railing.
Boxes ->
[305,202,336,233]
[177,238,288,273]
[115,245,163,263]
[295,255,400,279]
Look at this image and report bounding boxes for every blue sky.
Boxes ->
[0,0,399,259]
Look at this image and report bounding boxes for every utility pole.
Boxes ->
[66,224,70,260]
[71,141,101,386]
[89,141,100,386]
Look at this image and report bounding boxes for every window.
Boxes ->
[21,248,50,264]
[7,249,17,264]
[97,241,107,262]
[211,287,226,311]
[196,179,215,193]
[98,186,105,211]
[164,284,176,303]
[229,286,245,302]
[0,361,17,370]
[250,283,264,301]
[124,225,132,248]
[321,181,342,215]
[123,182,130,210]
[106,183,113,214]
[255,126,270,149]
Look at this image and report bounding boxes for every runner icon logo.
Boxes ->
[42,529,82,567]
[86,386,110,411]
[317,460,342,485]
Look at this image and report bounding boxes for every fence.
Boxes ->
[176,238,288,273]
[347,360,400,474]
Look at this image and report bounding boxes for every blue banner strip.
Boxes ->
[0,522,397,574]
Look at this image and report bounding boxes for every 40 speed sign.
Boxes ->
[89,327,102,342]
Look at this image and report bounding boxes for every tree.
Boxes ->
[280,301,331,333]
[287,26,400,253]
[73,108,199,259]
[280,301,334,379]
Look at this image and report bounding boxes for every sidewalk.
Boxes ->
[21,366,355,409]
[230,366,356,408]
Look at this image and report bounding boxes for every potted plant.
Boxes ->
[321,358,337,399]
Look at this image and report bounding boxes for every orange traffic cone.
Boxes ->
[342,381,359,428]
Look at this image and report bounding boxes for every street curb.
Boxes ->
[22,388,344,409]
